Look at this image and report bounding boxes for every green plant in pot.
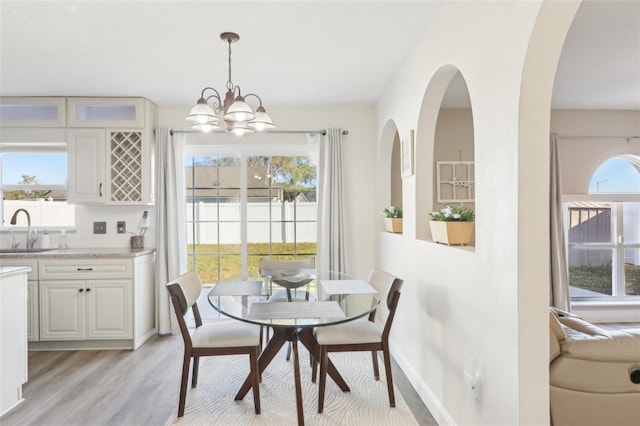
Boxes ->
[381,206,403,233]
[429,204,474,245]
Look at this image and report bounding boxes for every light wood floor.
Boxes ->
[0,333,437,426]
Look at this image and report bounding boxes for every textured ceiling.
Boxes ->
[1,1,638,110]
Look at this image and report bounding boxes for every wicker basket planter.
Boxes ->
[429,221,474,246]
[384,218,403,233]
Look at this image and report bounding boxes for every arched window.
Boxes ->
[589,155,640,193]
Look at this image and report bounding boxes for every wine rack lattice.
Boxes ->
[110,131,142,202]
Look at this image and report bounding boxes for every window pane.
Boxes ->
[568,203,612,243]
[624,249,640,296]
[2,152,67,185]
[623,202,640,244]
[589,157,640,193]
[568,248,613,297]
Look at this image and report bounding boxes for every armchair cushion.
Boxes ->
[549,307,640,426]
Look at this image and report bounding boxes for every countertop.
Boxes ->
[0,266,31,277]
[0,248,156,259]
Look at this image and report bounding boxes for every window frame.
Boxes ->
[1,142,71,228]
[184,140,317,283]
[564,193,640,301]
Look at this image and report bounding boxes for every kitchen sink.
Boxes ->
[0,248,57,254]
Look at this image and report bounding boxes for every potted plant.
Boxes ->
[381,206,403,233]
[429,204,475,245]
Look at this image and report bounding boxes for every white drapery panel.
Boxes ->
[550,133,571,311]
[155,129,187,334]
[313,128,346,273]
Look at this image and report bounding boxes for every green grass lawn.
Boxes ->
[569,264,640,296]
[186,242,317,284]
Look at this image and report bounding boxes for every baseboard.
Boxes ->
[391,344,456,426]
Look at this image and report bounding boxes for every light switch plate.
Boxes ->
[117,221,126,234]
[93,221,107,234]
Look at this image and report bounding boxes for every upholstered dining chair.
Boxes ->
[313,268,404,413]
[166,271,261,417]
[259,257,316,361]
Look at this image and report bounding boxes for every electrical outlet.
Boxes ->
[93,221,107,234]
[117,221,126,234]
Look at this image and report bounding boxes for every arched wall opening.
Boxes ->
[378,119,403,233]
[416,65,475,243]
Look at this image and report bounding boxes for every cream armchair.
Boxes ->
[549,307,640,426]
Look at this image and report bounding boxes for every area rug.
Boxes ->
[165,346,419,426]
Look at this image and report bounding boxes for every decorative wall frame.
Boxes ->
[401,129,414,178]
[436,161,475,202]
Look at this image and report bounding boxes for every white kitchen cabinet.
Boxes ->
[67,97,145,128]
[0,259,39,341]
[0,267,29,416]
[67,127,155,205]
[6,251,157,350]
[39,279,131,341]
[67,128,106,203]
[0,96,66,127]
[27,281,38,341]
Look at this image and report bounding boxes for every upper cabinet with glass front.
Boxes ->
[67,98,145,128]
[0,97,66,127]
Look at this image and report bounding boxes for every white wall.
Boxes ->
[373,1,580,425]
[552,109,640,194]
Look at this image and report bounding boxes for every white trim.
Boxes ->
[390,341,455,426]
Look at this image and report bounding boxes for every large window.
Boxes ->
[566,156,640,300]
[1,147,74,227]
[184,150,317,284]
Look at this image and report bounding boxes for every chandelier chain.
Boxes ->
[227,39,233,90]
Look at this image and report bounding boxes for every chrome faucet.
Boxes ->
[10,208,38,250]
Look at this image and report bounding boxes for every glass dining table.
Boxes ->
[207,269,381,426]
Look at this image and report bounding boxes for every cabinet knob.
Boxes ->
[78,288,84,292]
[86,288,91,292]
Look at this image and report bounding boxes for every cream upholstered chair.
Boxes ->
[167,271,261,417]
[313,268,403,413]
[549,307,640,426]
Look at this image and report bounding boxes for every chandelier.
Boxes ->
[187,32,274,136]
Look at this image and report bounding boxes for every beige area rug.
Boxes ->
[166,346,419,426]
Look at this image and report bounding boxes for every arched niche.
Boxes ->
[415,65,475,243]
[379,119,403,232]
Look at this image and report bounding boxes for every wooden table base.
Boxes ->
[234,327,350,425]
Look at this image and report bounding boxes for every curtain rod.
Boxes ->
[557,134,640,141]
[169,129,349,136]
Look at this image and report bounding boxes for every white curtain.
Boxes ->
[155,129,186,334]
[550,133,571,311]
[313,128,346,273]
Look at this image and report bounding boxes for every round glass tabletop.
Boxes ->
[207,269,380,329]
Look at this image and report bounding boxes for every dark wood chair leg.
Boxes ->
[318,346,328,413]
[250,348,261,414]
[178,355,191,417]
[371,350,380,380]
[382,346,395,407]
[191,356,200,387]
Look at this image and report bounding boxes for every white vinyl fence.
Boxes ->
[186,201,317,244]
[3,199,75,227]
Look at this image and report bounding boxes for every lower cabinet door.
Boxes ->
[86,280,132,339]
[27,280,39,341]
[40,281,85,340]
